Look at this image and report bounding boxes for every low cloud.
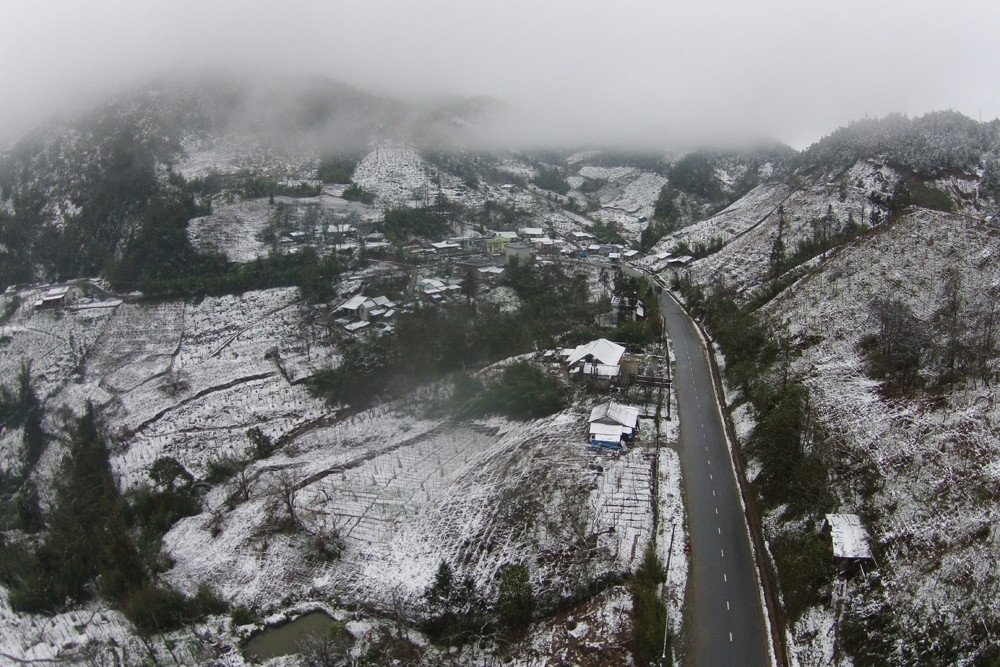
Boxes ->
[2,0,998,150]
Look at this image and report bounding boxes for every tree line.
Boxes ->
[0,402,227,633]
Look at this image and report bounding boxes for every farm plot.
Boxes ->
[187,200,275,262]
[86,300,185,392]
[0,290,119,402]
[160,407,659,616]
[105,288,334,487]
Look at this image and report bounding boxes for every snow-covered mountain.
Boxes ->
[2,74,1000,664]
[647,112,1000,665]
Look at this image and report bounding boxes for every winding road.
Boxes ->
[658,288,772,666]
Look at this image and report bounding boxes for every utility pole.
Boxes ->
[662,523,677,665]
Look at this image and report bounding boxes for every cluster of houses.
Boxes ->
[548,337,644,451]
[334,268,510,334]
[647,250,694,274]
[415,278,461,303]
[483,227,635,266]
[334,294,398,333]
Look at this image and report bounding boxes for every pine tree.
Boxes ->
[39,403,146,606]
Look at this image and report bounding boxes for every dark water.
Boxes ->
[242,610,337,661]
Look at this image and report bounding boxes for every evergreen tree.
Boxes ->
[34,403,145,608]
[495,565,534,632]
[769,206,786,280]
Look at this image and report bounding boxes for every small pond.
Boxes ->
[243,610,337,661]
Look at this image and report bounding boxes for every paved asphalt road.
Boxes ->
[658,289,771,666]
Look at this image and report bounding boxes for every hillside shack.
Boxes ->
[824,513,874,575]
[33,285,71,310]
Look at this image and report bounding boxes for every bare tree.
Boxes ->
[298,621,355,667]
[862,297,930,392]
[969,286,999,385]
[231,458,254,503]
[159,365,188,397]
[268,469,300,531]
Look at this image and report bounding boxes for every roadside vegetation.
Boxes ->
[631,545,670,666]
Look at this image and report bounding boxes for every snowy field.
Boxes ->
[0,275,687,664]
[175,134,318,183]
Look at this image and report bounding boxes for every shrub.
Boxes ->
[341,183,375,204]
[858,298,929,394]
[378,207,450,242]
[632,545,669,666]
[247,427,276,460]
[121,582,228,634]
[230,605,259,627]
[477,362,568,420]
[204,455,243,484]
[307,528,346,562]
[422,560,483,645]
[121,584,189,634]
[128,484,200,536]
[317,156,357,184]
[531,166,570,195]
[189,583,228,617]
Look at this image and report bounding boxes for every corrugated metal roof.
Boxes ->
[825,514,873,560]
[590,423,627,439]
[344,320,370,332]
[589,402,640,429]
[338,295,368,311]
[566,338,625,367]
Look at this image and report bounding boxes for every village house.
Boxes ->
[532,236,559,254]
[326,223,356,237]
[563,338,626,386]
[33,285,71,310]
[611,296,645,323]
[416,278,461,302]
[505,243,534,266]
[336,294,397,323]
[823,514,875,576]
[430,240,463,256]
[487,233,514,255]
[477,266,505,283]
[588,401,641,450]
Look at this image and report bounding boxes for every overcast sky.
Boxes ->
[1,0,998,149]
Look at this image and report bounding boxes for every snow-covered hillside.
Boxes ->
[0,263,686,664]
[756,208,1000,663]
